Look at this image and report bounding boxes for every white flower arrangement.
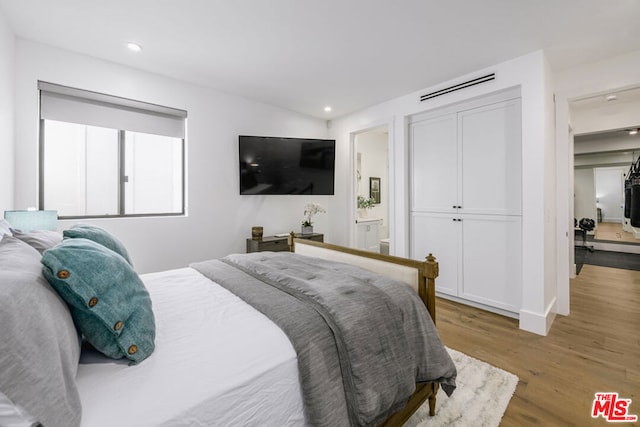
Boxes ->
[302,203,326,227]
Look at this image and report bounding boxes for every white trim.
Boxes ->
[555,49,640,319]
[436,293,519,319]
[555,100,572,314]
[519,296,557,336]
[348,118,394,251]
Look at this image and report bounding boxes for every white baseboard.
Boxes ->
[436,292,559,336]
[519,297,557,336]
[435,292,519,319]
[601,217,622,223]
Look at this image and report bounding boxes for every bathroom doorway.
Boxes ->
[354,125,390,253]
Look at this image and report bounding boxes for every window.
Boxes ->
[39,82,186,218]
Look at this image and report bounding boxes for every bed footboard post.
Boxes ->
[424,253,438,324]
[288,231,296,252]
[428,383,439,416]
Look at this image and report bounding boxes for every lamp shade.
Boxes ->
[4,210,58,232]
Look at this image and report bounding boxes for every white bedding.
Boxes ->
[76,267,306,427]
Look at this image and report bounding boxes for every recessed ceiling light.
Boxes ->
[605,94,617,102]
[127,42,142,52]
[324,106,332,112]
[629,129,638,135]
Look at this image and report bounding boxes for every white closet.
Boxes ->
[409,89,522,315]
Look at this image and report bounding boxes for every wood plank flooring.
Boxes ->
[435,264,640,426]
[595,221,640,244]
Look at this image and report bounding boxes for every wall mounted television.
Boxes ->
[239,135,335,195]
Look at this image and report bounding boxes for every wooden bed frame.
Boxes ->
[287,233,440,426]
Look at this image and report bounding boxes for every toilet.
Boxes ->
[379,238,390,255]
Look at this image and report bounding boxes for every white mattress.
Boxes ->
[76,267,306,426]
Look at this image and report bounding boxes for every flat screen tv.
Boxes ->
[239,135,335,195]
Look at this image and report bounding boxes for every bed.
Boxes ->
[0,223,456,427]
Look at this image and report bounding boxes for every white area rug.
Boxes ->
[404,348,519,427]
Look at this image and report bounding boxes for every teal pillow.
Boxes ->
[63,224,132,265]
[41,238,155,364]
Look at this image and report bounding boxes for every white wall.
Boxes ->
[575,133,640,155]
[575,151,638,167]
[574,168,596,224]
[13,39,329,273]
[571,97,640,136]
[329,50,556,335]
[0,9,14,212]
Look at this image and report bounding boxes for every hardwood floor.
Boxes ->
[595,221,640,244]
[436,264,640,426]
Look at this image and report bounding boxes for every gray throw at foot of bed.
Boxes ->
[191,252,456,427]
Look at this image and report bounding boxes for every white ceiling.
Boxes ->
[571,86,640,113]
[2,0,640,119]
[571,85,640,151]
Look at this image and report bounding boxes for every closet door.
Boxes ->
[410,114,458,213]
[458,100,521,215]
[411,213,459,296]
[459,215,522,313]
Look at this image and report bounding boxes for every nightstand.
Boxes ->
[246,233,324,253]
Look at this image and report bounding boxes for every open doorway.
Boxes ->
[353,126,389,253]
[571,86,640,272]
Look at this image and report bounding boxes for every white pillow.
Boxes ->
[0,390,40,427]
[0,237,82,427]
[0,219,13,241]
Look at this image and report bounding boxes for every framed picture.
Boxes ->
[369,177,381,204]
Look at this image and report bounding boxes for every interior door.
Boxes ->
[594,167,626,223]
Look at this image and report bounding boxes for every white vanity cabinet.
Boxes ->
[356,218,381,252]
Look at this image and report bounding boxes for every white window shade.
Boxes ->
[39,81,186,138]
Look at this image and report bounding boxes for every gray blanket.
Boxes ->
[191,252,456,427]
